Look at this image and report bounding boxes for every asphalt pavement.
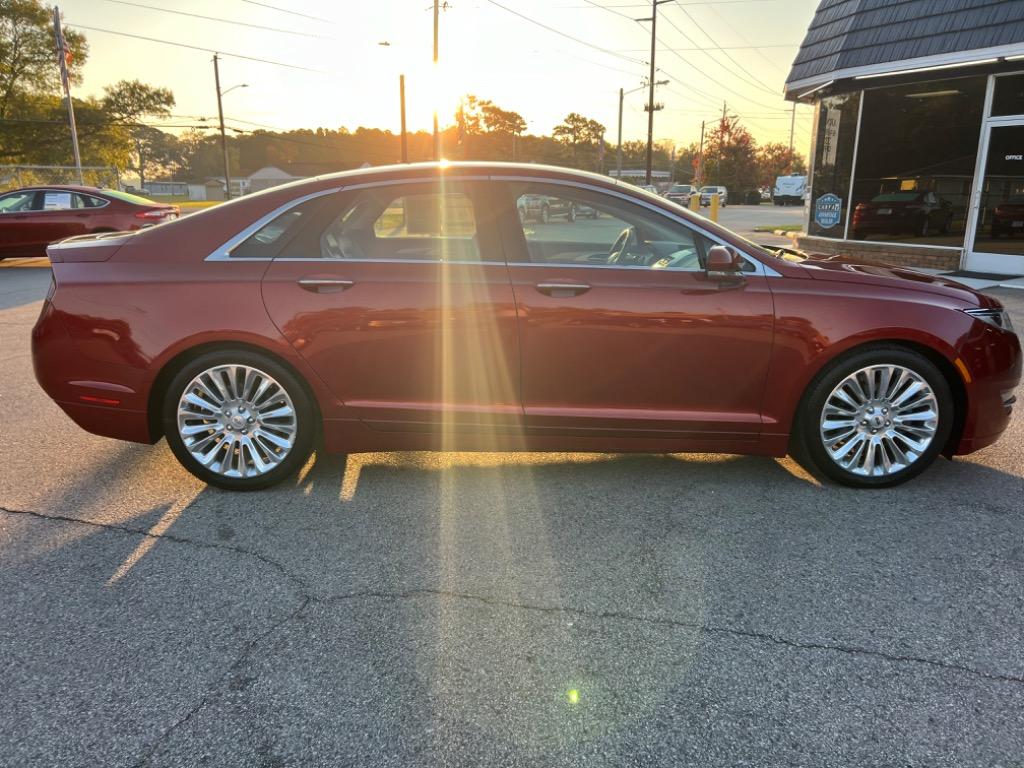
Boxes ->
[2,259,1024,767]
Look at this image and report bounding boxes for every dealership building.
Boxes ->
[786,0,1024,275]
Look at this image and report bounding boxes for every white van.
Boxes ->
[773,174,807,206]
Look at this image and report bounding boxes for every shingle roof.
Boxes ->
[786,0,1024,92]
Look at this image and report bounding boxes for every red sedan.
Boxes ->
[0,185,178,259]
[991,195,1024,238]
[31,163,1021,490]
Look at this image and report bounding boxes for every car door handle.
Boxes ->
[535,282,591,297]
[297,278,354,293]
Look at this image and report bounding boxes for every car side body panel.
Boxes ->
[29,163,1022,465]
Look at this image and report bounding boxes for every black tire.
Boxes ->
[162,348,316,491]
[792,346,953,488]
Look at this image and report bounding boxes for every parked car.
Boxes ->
[699,186,728,206]
[773,174,807,206]
[32,162,1020,491]
[663,184,696,206]
[0,186,178,259]
[520,193,598,222]
[990,194,1024,238]
[851,191,953,240]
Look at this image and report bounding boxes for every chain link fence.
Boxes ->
[0,165,121,192]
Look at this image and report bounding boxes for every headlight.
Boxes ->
[965,308,1015,332]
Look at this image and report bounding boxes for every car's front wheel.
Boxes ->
[163,349,316,490]
[795,347,953,488]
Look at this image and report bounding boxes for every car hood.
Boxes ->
[797,255,994,307]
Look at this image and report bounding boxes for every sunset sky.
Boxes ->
[57,0,819,155]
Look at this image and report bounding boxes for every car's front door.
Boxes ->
[0,190,40,257]
[494,179,775,440]
[259,179,522,433]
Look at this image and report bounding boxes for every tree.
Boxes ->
[704,116,759,193]
[756,142,807,188]
[0,0,88,120]
[102,79,175,188]
[553,112,605,169]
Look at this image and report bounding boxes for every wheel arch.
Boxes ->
[791,337,967,456]
[146,340,324,443]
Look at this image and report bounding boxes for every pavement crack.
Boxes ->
[315,587,1024,687]
[128,596,311,768]
[0,504,310,593]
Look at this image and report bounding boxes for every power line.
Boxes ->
[671,2,782,92]
[100,0,328,40]
[237,0,332,22]
[701,2,789,74]
[64,22,327,72]
[482,0,647,67]
[660,7,779,98]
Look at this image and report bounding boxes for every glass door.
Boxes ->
[965,119,1024,273]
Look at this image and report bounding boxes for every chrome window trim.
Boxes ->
[490,175,781,277]
[203,173,781,276]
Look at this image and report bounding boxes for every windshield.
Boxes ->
[101,189,160,206]
[670,185,689,192]
[700,187,718,193]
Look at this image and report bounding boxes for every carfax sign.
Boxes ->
[814,193,842,229]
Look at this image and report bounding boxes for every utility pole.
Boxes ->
[787,102,796,173]
[432,0,440,161]
[400,74,408,163]
[616,87,624,179]
[641,1,666,185]
[52,8,82,185]
[213,54,232,200]
[697,120,705,186]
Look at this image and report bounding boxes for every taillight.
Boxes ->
[135,209,169,219]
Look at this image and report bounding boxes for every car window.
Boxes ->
[306,185,482,262]
[0,191,36,213]
[229,198,323,258]
[74,194,107,208]
[508,183,711,271]
[41,191,74,211]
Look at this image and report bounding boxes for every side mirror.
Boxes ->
[706,245,743,278]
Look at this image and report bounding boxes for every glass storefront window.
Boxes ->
[848,76,986,246]
[807,92,860,238]
[992,73,1024,117]
[971,123,1024,257]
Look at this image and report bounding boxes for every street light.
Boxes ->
[213,53,248,200]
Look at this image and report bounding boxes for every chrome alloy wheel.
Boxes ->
[176,364,297,478]
[819,364,939,477]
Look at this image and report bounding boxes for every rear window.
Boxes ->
[101,189,159,206]
[870,192,921,203]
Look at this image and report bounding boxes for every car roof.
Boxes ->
[3,184,108,194]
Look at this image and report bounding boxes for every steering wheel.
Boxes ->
[607,226,638,265]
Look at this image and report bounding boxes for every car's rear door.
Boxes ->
[259,178,522,433]
[494,178,775,441]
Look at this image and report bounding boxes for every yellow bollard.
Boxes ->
[709,192,720,222]
[689,193,701,213]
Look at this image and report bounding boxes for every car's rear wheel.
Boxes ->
[163,349,315,490]
[795,347,953,488]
